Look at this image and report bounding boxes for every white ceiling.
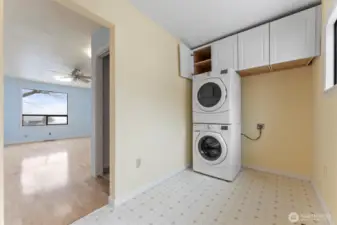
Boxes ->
[4,0,101,88]
[130,0,321,48]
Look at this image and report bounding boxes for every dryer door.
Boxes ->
[195,132,228,165]
[195,78,227,112]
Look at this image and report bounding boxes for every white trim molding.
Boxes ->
[108,195,115,208]
[325,4,337,91]
[113,165,191,206]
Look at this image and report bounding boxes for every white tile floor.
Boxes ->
[72,169,329,225]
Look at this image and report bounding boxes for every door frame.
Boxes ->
[91,45,109,177]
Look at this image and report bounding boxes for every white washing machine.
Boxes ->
[193,69,241,124]
[193,123,241,181]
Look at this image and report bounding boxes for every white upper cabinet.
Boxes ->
[270,6,320,65]
[238,24,270,70]
[212,35,238,72]
[179,43,193,79]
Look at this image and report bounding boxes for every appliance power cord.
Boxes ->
[241,128,263,141]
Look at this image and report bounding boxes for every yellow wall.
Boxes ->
[312,0,337,223]
[58,0,192,201]
[242,67,313,178]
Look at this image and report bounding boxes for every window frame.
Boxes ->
[326,5,337,92]
[334,20,337,86]
[21,89,69,126]
[22,115,69,126]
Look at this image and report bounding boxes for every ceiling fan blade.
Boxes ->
[49,70,72,76]
[78,77,91,83]
[78,75,92,79]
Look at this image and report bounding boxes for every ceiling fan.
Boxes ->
[50,68,92,83]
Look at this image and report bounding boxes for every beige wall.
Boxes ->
[242,67,313,178]
[312,0,337,223]
[58,0,192,201]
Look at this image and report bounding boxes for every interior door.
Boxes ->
[102,54,110,173]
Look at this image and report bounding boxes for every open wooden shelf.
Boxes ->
[194,46,211,63]
[194,60,212,75]
[193,46,212,75]
[194,59,211,66]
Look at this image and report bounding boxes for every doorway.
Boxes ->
[102,54,110,179]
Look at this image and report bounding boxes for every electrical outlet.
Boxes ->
[257,124,265,130]
[136,158,141,168]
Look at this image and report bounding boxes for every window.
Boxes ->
[22,89,68,126]
[335,21,337,86]
[326,5,337,90]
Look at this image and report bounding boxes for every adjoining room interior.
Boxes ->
[3,0,111,224]
[1,0,337,225]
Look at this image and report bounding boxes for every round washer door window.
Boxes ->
[197,82,222,108]
[198,135,222,161]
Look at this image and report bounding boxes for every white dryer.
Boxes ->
[193,69,241,124]
[193,124,241,181]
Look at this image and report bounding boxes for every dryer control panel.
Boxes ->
[221,125,229,130]
[194,124,230,132]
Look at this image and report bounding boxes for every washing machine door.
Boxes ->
[195,78,227,112]
[196,132,228,165]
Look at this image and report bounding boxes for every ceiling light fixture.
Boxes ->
[85,47,92,58]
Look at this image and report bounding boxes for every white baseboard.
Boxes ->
[108,196,115,208]
[243,165,311,181]
[312,182,335,225]
[113,164,191,206]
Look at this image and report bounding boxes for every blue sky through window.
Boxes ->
[22,89,68,115]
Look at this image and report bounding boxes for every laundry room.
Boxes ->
[183,5,317,180]
[2,0,337,225]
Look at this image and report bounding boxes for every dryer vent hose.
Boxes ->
[241,128,263,141]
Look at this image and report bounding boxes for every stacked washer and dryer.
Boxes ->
[192,69,241,182]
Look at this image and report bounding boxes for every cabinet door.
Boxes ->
[315,5,322,56]
[238,24,270,70]
[270,7,316,64]
[179,43,193,79]
[212,35,238,72]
